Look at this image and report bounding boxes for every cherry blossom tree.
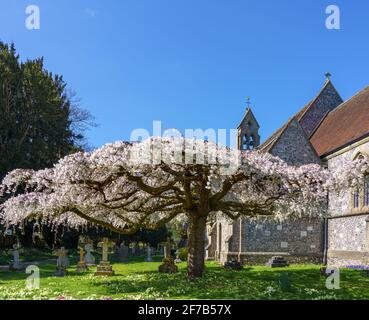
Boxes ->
[0,137,366,278]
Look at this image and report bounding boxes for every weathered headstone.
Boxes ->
[134,243,140,256]
[145,246,153,262]
[54,247,68,276]
[76,247,88,272]
[159,258,178,273]
[117,243,129,262]
[84,243,96,266]
[164,239,172,259]
[267,256,289,268]
[131,243,136,256]
[9,244,24,271]
[224,260,243,270]
[95,238,115,276]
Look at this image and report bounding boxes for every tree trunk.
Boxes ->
[187,213,207,279]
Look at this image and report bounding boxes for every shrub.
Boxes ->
[176,247,188,261]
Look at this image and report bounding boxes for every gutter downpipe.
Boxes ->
[323,217,329,265]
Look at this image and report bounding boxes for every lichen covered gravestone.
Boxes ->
[95,238,115,276]
[117,243,129,262]
[145,246,153,262]
[164,238,172,259]
[158,258,178,273]
[76,247,88,272]
[84,243,96,266]
[267,256,289,268]
[9,244,24,271]
[54,247,69,276]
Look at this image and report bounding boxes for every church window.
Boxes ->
[351,153,368,211]
[249,135,255,150]
[364,175,369,207]
[242,134,249,150]
[353,188,360,209]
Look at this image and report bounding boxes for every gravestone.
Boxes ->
[76,247,88,272]
[9,244,24,271]
[158,258,178,274]
[134,243,140,256]
[174,249,182,263]
[145,246,153,262]
[117,243,129,262]
[95,238,115,276]
[54,247,68,276]
[267,256,289,268]
[164,239,172,259]
[84,243,96,265]
[224,260,243,270]
[131,243,136,256]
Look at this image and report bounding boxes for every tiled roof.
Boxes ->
[310,85,369,157]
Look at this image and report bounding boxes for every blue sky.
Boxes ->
[1,0,368,148]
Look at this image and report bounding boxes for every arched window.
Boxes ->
[249,135,255,150]
[353,187,360,208]
[242,134,249,150]
[351,152,369,210]
[365,175,369,207]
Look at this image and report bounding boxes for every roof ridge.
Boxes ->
[310,84,369,157]
[298,79,341,122]
[308,110,330,139]
[326,85,369,114]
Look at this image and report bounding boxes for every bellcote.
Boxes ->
[237,106,260,151]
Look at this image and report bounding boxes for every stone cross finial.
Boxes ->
[98,237,115,262]
[325,72,332,80]
[246,96,251,109]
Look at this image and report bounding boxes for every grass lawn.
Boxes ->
[0,256,369,300]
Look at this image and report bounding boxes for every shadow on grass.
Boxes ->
[2,260,369,300]
[91,264,369,300]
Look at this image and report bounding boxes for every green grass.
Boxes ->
[1,256,369,300]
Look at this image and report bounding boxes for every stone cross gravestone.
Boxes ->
[145,246,153,262]
[95,238,115,276]
[84,243,96,265]
[76,247,88,272]
[54,247,68,276]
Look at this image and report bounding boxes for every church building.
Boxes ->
[206,75,369,267]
